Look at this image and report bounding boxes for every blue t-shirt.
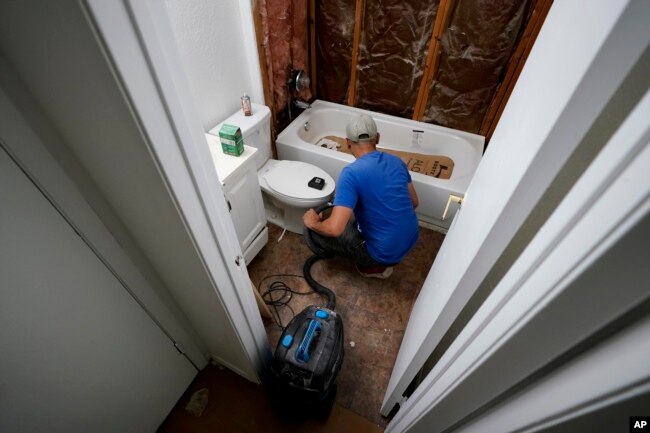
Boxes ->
[334,151,419,264]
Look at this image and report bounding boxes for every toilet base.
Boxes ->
[282,206,310,234]
[262,193,326,235]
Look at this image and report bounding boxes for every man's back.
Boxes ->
[334,150,419,264]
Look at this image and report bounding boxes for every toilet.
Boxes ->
[209,103,335,234]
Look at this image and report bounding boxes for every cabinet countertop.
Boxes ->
[205,133,258,185]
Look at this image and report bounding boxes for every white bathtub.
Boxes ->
[276,100,484,231]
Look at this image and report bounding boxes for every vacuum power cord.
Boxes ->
[258,274,317,328]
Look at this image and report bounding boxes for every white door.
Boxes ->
[382,0,650,424]
[0,148,197,432]
[81,0,271,380]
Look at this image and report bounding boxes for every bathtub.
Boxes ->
[276,100,484,231]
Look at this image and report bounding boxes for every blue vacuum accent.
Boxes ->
[281,335,294,348]
[296,320,321,362]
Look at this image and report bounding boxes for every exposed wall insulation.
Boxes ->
[291,0,310,101]
[314,0,356,104]
[356,0,440,119]
[257,0,540,137]
[422,0,531,133]
[479,0,553,140]
[258,0,311,114]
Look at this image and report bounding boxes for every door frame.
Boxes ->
[2,0,271,382]
[383,0,650,431]
[388,87,650,433]
[80,0,272,381]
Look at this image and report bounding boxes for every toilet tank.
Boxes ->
[209,103,272,171]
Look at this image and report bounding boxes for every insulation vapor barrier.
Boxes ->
[356,0,440,119]
[315,0,356,104]
[260,0,311,114]
[291,0,311,103]
[423,0,531,133]
[263,0,534,135]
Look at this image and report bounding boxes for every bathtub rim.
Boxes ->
[276,99,485,192]
[285,99,485,148]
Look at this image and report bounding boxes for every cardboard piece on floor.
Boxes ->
[316,135,454,179]
[250,278,272,319]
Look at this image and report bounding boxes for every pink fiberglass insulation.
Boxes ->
[291,0,311,102]
[356,0,440,119]
[277,0,532,134]
[422,0,531,133]
[260,0,291,112]
[259,0,311,114]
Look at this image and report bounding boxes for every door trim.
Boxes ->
[385,17,650,433]
[388,116,650,432]
[382,0,650,416]
[382,1,650,433]
[81,0,271,381]
[457,313,650,433]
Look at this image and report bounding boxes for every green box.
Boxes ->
[218,123,244,156]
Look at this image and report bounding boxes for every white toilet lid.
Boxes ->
[264,161,335,199]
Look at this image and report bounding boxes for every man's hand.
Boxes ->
[303,208,321,229]
[303,205,353,237]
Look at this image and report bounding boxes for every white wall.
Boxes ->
[0,147,197,433]
[165,0,264,131]
[0,52,208,367]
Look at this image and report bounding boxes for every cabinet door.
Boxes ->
[224,164,266,252]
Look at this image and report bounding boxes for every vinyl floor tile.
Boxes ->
[247,223,444,427]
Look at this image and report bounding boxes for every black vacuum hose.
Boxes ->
[303,255,336,310]
[303,202,336,310]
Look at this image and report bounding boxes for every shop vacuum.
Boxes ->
[268,203,344,420]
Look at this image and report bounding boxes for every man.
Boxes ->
[303,113,419,279]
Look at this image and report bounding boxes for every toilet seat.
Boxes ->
[264,160,335,201]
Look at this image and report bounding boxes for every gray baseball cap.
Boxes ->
[346,114,378,142]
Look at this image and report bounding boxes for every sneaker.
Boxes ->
[356,264,394,279]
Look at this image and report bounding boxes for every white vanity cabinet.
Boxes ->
[205,134,268,264]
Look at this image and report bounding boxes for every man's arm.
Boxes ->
[303,205,353,237]
[408,182,419,209]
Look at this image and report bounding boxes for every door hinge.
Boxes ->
[173,341,186,355]
[399,395,408,406]
[224,193,232,212]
